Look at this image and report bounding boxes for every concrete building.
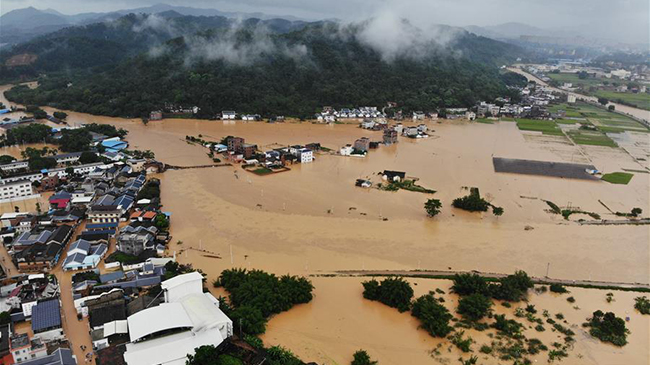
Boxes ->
[0,179,35,203]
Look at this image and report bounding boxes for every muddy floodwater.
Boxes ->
[1,84,649,364]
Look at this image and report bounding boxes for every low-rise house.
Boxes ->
[340,145,353,156]
[9,333,48,364]
[296,148,313,163]
[353,137,370,152]
[149,111,163,121]
[412,111,425,120]
[382,170,406,182]
[221,111,236,120]
[383,128,398,144]
[19,348,75,365]
[117,225,158,256]
[88,205,121,224]
[129,211,157,222]
[62,239,108,271]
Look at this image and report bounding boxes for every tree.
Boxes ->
[79,151,100,164]
[154,214,170,230]
[58,128,92,152]
[216,268,314,335]
[634,296,650,315]
[451,273,490,296]
[598,97,609,105]
[411,294,453,337]
[578,71,588,79]
[186,345,219,365]
[608,105,615,111]
[0,155,16,164]
[489,270,534,302]
[65,167,74,175]
[53,111,68,120]
[492,206,504,217]
[457,293,493,321]
[28,156,57,171]
[0,311,10,325]
[33,109,47,119]
[584,310,629,346]
[631,207,642,217]
[362,277,414,312]
[424,199,442,217]
[452,189,490,212]
[351,350,377,365]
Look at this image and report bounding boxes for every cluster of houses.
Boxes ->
[213,136,318,169]
[316,106,385,123]
[0,149,183,364]
[0,273,76,365]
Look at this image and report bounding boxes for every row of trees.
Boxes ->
[214,268,314,335]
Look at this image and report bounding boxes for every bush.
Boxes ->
[549,284,568,294]
[351,350,377,365]
[411,294,453,337]
[634,296,650,315]
[452,190,490,212]
[457,294,493,321]
[451,273,490,296]
[491,314,522,337]
[362,277,413,312]
[449,330,473,352]
[583,310,629,346]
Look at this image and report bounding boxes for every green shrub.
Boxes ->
[634,296,650,315]
[411,294,453,337]
[350,350,377,365]
[549,284,568,293]
[583,310,629,346]
[451,273,490,296]
[362,277,414,312]
[457,294,493,321]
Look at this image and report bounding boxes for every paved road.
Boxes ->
[507,66,650,124]
[333,269,650,290]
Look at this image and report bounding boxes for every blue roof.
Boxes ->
[81,229,116,236]
[86,223,118,229]
[100,271,124,283]
[20,348,76,365]
[0,109,9,115]
[31,299,61,332]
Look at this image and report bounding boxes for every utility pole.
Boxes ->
[230,244,233,264]
[546,262,550,278]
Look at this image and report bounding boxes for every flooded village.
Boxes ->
[0,74,647,365]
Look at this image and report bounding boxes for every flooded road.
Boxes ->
[1,84,649,364]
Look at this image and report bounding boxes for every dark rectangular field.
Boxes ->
[493,157,599,180]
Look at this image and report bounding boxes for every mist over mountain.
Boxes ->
[2,11,525,119]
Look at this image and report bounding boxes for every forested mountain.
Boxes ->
[3,13,526,119]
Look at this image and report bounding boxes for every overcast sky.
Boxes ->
[2,0,649,44]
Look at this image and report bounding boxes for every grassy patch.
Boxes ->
[380,179,436,194]
[601,172,634,184]
[252,167,274,176]
[566,130,617,147]
[516,119,563,136]
[593,90,650,111]
[475,118,494,124]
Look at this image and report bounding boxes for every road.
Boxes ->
[507,66,650,124]
[333,269,650,290]
[0,241,18,277]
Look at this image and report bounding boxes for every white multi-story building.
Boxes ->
[0,179,35,203]
[297,148,313,163]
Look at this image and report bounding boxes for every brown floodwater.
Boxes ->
[1,84,649,364]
